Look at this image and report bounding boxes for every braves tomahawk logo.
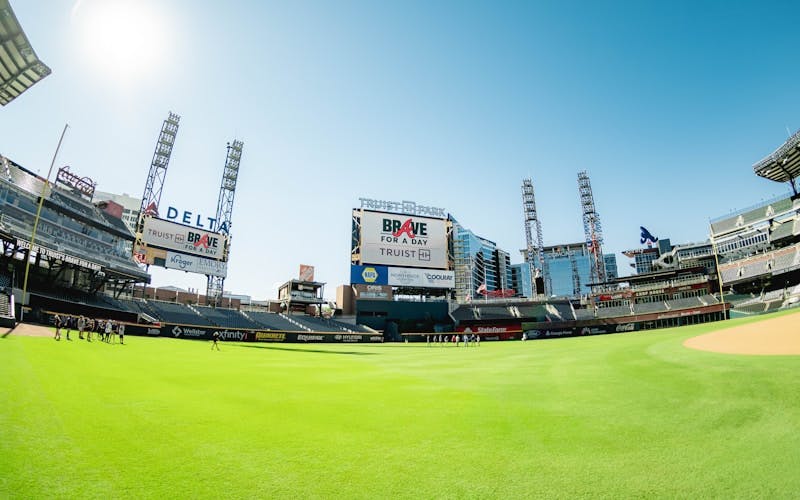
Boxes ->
[392,219,417,239]
[640,226,658,247]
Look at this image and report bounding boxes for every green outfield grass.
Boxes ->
[2,310,799,498]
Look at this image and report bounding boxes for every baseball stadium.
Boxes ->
[2,1,800,497]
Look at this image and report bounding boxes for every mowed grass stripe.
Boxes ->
[2,310,799,498]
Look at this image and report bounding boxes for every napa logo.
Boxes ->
[362,267,379,283]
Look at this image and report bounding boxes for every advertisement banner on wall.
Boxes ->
[141,216,229,261]
[123,324,384,343]
[299,264,315,282]
[456,324,521,341]
[350,265,389,285]
[353,284,393,300]
[360,210,448,269]
[165,251,228,277]
[387,267,455,288]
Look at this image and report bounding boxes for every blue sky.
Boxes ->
[2,0,798,300]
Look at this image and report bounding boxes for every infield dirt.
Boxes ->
[684,310,800,355]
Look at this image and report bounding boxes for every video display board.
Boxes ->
[360,210,448,269]
[141,216,228,261]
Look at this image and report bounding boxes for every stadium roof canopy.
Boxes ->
[0,0,51,106]
[753,128,800,194]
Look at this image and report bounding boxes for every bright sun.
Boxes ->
[72,0,170,85]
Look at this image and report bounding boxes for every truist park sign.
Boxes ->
[360,210,448,269]
[359,198,446,218]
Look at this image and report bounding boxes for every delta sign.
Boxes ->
[165,206,229,234]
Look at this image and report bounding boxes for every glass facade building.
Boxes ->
[452,217,513,300]
[532,242,618,297]
[510,262,533,298]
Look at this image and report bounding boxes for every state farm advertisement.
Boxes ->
[456,324,521,341]
[360,211,448,269]
[142,217,228,261]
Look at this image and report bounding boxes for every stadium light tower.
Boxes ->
[133,112,179,272]
[577,170,607,285]
[138,112,180,219]
[522,178,546,296]
[206,140,243,306]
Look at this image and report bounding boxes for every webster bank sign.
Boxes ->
[360,211,448,269]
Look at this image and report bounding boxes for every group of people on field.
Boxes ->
[425,333,480,347]
[52,314,125,344]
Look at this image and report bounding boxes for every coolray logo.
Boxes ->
[170,254,193,270]
[369,336,383,342]
[297,334,324,342]
[362,267,378,283]
[424,272,453,281]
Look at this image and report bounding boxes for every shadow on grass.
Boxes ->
[235,344,378,356]
[1,324,19,338]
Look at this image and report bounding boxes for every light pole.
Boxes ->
[708,221,726,317]
[19,124,69,323]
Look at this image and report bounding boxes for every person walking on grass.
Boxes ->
[64,315,72,341]
[53,314,62,341]
[211,331,220,351]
